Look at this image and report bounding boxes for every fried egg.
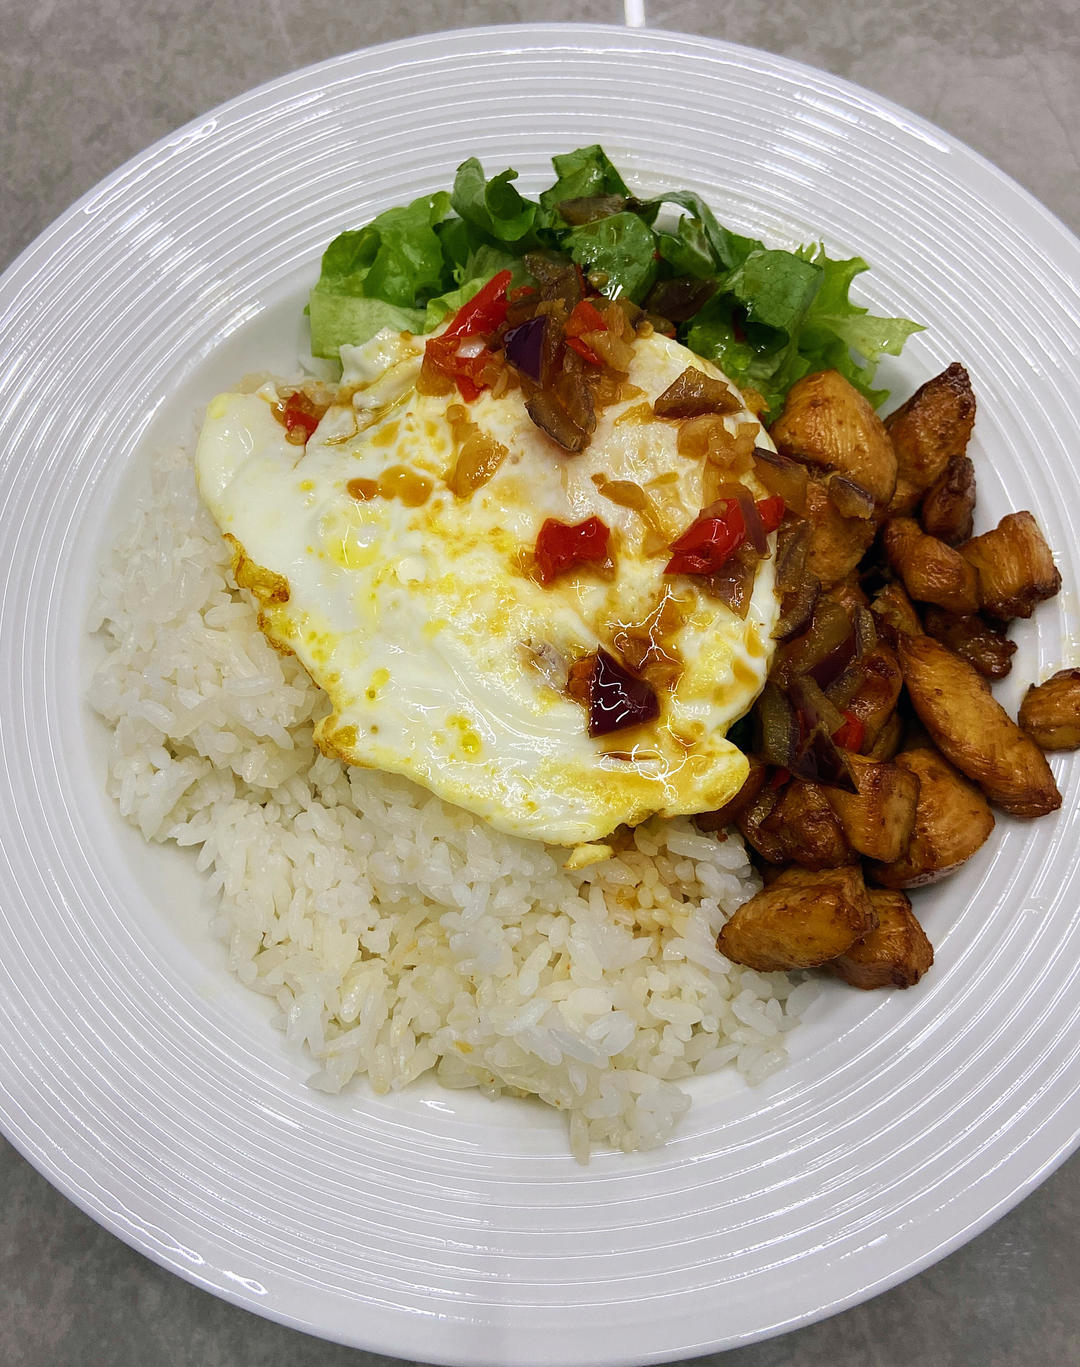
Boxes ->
[195,327,779,847]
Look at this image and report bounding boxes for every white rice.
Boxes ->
[87,446,816,1159]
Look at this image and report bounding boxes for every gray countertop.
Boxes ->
[3,3,1079,1365]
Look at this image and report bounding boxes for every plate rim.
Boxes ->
[3,21,1080,1365]
[5,22,1080,289]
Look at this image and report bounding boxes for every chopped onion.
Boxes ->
[456,335,488,360]
[594,477,648,511]
[852,605,878,656]
[588,650,660,737]
[790,726,857,792]
[773,576,821,641]
[708,541,759,618]
[827,473,875,520]
[729,482,768,554]
[525,390,591,453]
[754,682,799,769]
[752,447,809,515]
[503,316,547,382]
[447,431,508,497]
[774,518,811,593]
[787,674,845,740]
[807,632,856,689]
[780,599,856,689]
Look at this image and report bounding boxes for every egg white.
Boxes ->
[195,327,779,845]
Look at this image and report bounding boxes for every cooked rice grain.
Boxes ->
[88,447,814,1158]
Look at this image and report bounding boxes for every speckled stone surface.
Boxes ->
[3,3,1079,1365]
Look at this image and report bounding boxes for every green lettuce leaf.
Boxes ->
[539,145,630,213]
[683,300,793,420]
[723,249,823,333]
[450,159,539,245]
[306,145,922,411]
[806,255,924,353]
[454,241,520,288]
[314,191,451,306]
[655,214,717,279]
[308,191,452,356]
[308,296,426,360]
[432,215,473,275]
[642,189,759,272]
[565,212,659,302]
[685,242,921,419]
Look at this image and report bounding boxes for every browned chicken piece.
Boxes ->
[695,760,768,831]
[1018,669,1080,750]
[921,607,1016,680]
[885,362,976,516]
[867,747,995,887]
[833,643,904,750]
[823,570,869,617]
[769,369,898,507]
[824,754,920,863]
[883,517,980,615]
[899,716,934,752]
[959,511,1061,620]
[716,865,877,972]
[869,581,923,641]
[865,710,904,761]
[898,634,1061,817]
[828,889,934,989]
[759,779,853,869]
[919,455,976,545]
[803,477,878,589]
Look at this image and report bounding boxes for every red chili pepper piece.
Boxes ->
[424,334,498,402]
[534,516,611,585]
[755,494,786,533]
[566,299,608,338]
[566,336,604,367]
[424,270,513,400]
[831,711,865,752]
[588,649,660,737]
[280,391,322,441]
[444,269,513,337]
[664,498,746,576]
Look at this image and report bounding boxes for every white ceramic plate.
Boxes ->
[2,24,1080,1366]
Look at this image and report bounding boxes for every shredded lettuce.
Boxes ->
[308,147,921,415]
